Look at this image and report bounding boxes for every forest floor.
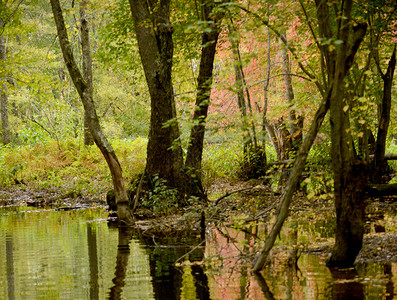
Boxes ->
[1,179,396,264]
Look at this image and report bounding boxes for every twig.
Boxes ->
[174,239,206,265]
[214,187,253,205]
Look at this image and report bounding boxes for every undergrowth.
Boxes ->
[0,138,147,199]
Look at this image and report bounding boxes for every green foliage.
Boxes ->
[141,174,179,214]
[304,139,333,197]
[0,138,147,198]
[202,138,241,184]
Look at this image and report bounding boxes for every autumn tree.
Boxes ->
[252,0,368,271]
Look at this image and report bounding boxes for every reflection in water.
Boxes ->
[191,264,210,299]
[330,268,364,299]
[254,273,275,300]
[0,207,396,299]
[87,223,99,300]
[6,233,15,300]
[144,235,209,300]
[108,227,134,299]
[385,263,395,300]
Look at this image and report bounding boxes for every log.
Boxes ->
[366,183,397,197]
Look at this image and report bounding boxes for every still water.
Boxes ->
[0,206,396,299]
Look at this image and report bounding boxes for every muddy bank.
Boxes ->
[0,185,106,208]
[1,179,396,265]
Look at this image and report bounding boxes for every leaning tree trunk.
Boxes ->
[252,88,331,272]
[129,0,185,194]
[373,46,396,183]
[185,0,222,199]
[252,0,367,272]
[50,0,134,225]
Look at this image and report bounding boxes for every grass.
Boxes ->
[0,137,147,199]
[3,133,393,201]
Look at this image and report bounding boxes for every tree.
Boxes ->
[50,0,134,225]
[0,1,16,145]
[128,0,222,200]
[185,0,223,197]
[252,0,367,271]
[0,31,10,144]
[315,0,367,268]
[79,1,95,146]
[128,0,186,194]
[373,46,396,183]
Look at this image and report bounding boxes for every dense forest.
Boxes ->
[1,0,396,272]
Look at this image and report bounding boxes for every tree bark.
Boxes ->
[373,46,396,183]
[0,23,10,145]
[185,0,222,198]
[252,87,331,272]
[80,1,94,146]
[128,0,185,193]
[318,0,368,268]
[50,0,134,225]
[252,0,367,272]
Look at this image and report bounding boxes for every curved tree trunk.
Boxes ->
[50,0,134,225]
[252,89,330,272]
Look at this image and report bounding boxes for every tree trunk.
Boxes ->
[128,0,185,193]
[319,0,368,268]
[252,0,367,272]
[281,36,302,145]
[185,0,222,198]
[252,88,331,272]
[373,46,396,183]
[80,1,95,146]
[0,29,10,145]
[50,0,134,225]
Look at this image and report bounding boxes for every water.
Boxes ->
[0,206,396,299]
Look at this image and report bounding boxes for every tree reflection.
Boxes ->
[191,264,210,299]
[108,227,134,300]
[6,233,15,300]
[87,223,99,300]
[330,268,364,299]
[384,263,394,300]
[254,272,275,300]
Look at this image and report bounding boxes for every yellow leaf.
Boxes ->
[343,105,349,112]
[357,132,364,138]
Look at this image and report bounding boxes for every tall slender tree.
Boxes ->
[80,1,94,146]
[185,0,223,197]
[50,0,134,225]
[0,7,10,144]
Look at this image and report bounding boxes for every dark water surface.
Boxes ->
[0,206,396,299]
